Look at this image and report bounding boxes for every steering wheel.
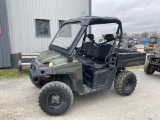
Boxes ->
[75,47,87,53]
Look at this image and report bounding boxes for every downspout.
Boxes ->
[89,0,92,34]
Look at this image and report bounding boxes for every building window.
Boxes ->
[59,20,71,37]
[35,19,50,37]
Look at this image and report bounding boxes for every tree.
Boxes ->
[123,32,129,37]
[141,32,149,39]
[150,31,158,38]
[130,33,140,39]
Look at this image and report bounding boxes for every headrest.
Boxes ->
[87,34,94,40]
[104,34,115,42]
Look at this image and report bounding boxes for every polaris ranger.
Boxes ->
[29,16,146,115]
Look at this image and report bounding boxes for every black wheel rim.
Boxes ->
[47,93,64,109]
[125,79,133,91]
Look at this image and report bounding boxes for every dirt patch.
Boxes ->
[0,103,18,120]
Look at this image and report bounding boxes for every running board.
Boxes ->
[82,84,109,95]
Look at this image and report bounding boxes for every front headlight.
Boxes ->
[49,62,53,67]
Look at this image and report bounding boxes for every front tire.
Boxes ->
[144,62,155,75]
[38,81,73,116]
[114,70,137,96]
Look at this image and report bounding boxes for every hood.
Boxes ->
[37,50,68,65]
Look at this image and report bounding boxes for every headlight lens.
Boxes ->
[49,62,53,67]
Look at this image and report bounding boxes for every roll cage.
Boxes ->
[49,16,123,60]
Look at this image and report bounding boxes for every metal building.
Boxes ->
[0,0,91,68]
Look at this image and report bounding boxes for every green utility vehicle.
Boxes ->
[29,16,146,115]
[144,38,160,74]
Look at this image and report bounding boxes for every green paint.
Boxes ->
[37,50,82,80]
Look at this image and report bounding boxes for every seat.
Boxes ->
[91,44,112,63]
[78,34,115,69]
[87,34,94,42]
[82,42,92,56]
[89,34,114,63]
[82,34,95,57]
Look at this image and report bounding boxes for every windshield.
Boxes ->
[51,22,81,49]
[149,38,157,44]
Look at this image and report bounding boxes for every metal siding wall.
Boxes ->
[0,0,12,68]
[6,0,90,54]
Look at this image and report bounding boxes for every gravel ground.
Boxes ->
[0,69,160,120]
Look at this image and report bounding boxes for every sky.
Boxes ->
[92,0,160,34]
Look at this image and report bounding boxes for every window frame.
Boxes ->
[51,22,82,49]
[35,19,51,37]
[59,20,65,28]
[49,21,85,56]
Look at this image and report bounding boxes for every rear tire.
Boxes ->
[38,81,73,116]
[144,62,155,75]
[114,70,137,96]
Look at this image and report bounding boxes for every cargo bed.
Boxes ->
[116,51,146,68]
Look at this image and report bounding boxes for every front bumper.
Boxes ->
[149,63,160,72]
[150,60,160,67]
[29,59,53,83]
[148,55,160,67]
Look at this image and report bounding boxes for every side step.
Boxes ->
[82,84,108,95]
[83,84,93,94]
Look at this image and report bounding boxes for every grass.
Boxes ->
[126,65,144,70]
[0,67,29,81]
